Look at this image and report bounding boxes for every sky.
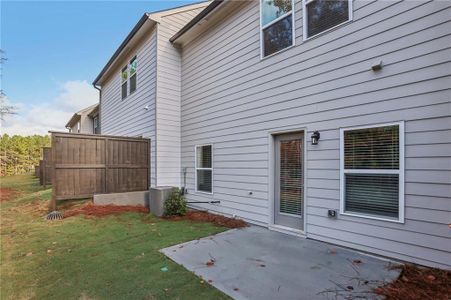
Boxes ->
[0,0,198,135]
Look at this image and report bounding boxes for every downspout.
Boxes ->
[93,84,101,134]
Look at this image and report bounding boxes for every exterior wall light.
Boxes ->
[311,131,320,145]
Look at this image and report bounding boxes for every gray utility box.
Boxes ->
[149,186,175,217]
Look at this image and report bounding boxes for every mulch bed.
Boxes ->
[164,210,247,229]
[0,188,17,202]
[64,203,149,218]
[375,264,451,300]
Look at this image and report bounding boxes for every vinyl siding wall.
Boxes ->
[100,27,157,186]
[180,0,451,269]
[156,8,206,186]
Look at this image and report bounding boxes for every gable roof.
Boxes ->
[93,2,209,86]
[65,104,98,128]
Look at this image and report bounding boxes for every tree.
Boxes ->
[0,49,17,121]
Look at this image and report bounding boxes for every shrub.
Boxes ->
[163,188,187,216]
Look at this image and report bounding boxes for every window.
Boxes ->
[93,116,100,134]
[340,123,404,222]
[195,145,213,193]
[129,57,137,94]
[121,66,128,100]
[77,121,81,133]
[261,0,295,58]
[303,0,352,39]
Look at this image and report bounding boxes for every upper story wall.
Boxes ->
[100,26,157,186]
[156,7,206,187]
[179,0,451,269]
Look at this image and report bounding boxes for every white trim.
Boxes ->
[260,0,296,59]
[269,224,306,237]
[194,144,213,195]
[268,127,307,235]
[302,0,353,41]
[339,121,405,223]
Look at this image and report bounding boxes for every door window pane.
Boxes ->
[279,139,303,216]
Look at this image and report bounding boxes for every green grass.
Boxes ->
[1,175,230,300]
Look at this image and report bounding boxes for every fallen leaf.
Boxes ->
[347,286,354,290]
[352,259,362,264]
[26,252,33,257]
[427,275,436,281]
[260,264,266,267]
[52,242,57,245]
[208,280,213,283]
[206,260,215,267]
[233,288,239,291]
[47,249,52,254]
[374,287,383,294]
[200,280,204,284]
[401,276,409,282]
[328,249,337,255]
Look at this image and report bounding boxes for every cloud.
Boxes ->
[1,80,98,136]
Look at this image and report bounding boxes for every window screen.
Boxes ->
[121,66,128,100]
[342,124,403,220]
[261,0,294,57]
[129,57,137,94]
[196,145,213,193]
[305,0,350,39]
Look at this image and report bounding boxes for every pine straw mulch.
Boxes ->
[64,203,149,218]
[375,264,451,300]
[163,210,248,229]
[1,188,17,202]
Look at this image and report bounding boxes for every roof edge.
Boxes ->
[93,13,150,86]
[170,0,224,43]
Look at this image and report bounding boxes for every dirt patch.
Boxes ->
[375,264,451,300]
[0,188,17,202]
[64,203,149,218]
[164,211,247,228]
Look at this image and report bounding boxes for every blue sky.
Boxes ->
[1,0,198,135]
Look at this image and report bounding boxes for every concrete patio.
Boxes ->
[161,226,401,300]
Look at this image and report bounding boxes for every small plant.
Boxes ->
[163,188,187,216]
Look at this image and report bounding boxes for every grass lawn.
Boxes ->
[0,175,230,300]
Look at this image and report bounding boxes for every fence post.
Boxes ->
[104,138,108,194]
[50,133,57,211]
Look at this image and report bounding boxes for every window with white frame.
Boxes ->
[129,56,137,94]
[261,0,294,57]
[93,116,100,134]
[303,0,351,39]
[121,65,128,100]
[195,145,213,193]
[340,123,404,222]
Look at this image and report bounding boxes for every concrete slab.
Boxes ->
[93,191,149,207]
[161,226,401,300]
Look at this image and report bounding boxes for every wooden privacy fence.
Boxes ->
[39,147,52,187]
[50,132,150,210]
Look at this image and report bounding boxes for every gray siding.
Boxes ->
[100,27,157,186]
[180,0,451,268]
[156,7,206,186]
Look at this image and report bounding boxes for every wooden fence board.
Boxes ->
[50,132,150,209]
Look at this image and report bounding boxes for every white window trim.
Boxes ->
[120,55,137,99]
[260,0,296,59]
[339,122,405,223]
[195,144,214,195]
[302,0,353,41]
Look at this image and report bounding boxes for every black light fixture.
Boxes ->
[311,131,320,145]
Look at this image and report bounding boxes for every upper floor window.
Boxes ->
[121,66,128,100]
[93,116,100,134]
[129,57,137,94]
[261,0,295,58]
[303,0,352,39]
[340,123,404,223]
[120,56,137,99]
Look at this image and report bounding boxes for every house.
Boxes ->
[65,103,100,134]
[94,0,451,270]
[93,2,209,187]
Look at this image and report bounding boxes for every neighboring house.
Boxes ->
[95,0,451,269]
[93,2,209,187]
[65,104,100,134]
